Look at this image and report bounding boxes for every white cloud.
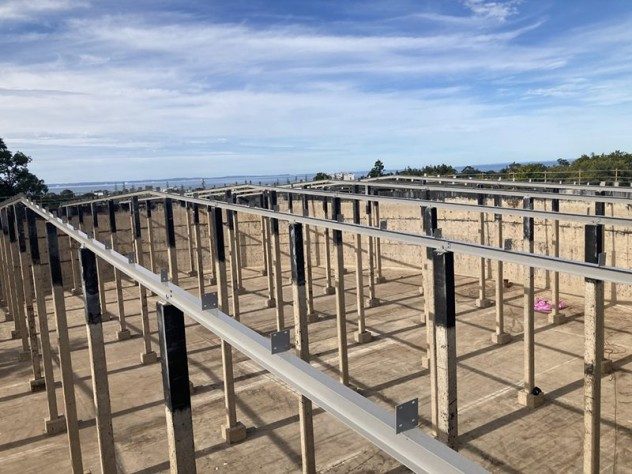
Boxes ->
[462,1,522,22]
[0,0,86,20]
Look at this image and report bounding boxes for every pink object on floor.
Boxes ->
[558,300,568,310]
[534,298,552,314]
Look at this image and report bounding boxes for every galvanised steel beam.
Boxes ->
[21,197,484,474]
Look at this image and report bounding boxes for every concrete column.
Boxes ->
[262,193,275,307]
[211,207,247,443]
[231,195,244,291]
[146,201,157,273]
[109,200,130,340]
[46,223,83,472]
[6,206,30,358]
[64,208,82,295]
[184,202,196,276]
[549,195,564,324]
[365,188,378,307]
[422,207,438,431]
[269,191,285,330]
[492,196,511,344]
[373,199,385,284]
[14,204,44,387]
[0,210,17,327]
[289,222,317,474]
[192,203,205,298]
[90,203,109,319]
[205,206,217,286]
[27,211,65,433]
[156,302,197,474]
[131,197,158,365]
[433,250,458,450]
[518,197,544,408]
[79,248,117,473]
[226,206,241,319]
[322,199,335,295]
[476,192,492,308]
[164,198,179,285]
[583,223,604,474]
[352,194,372,344]
[594,194,613,375]
[332,197,350,386]
[301,195,316,322]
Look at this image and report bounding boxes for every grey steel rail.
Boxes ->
[317,179,631,205]
[226,184,632,228]
[19,197,484,474]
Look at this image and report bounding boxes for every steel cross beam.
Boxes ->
[20,197,484,474]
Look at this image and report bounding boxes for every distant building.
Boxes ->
[332,172,355,181]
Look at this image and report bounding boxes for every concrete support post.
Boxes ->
[79,248,117,473]
[492,196,511,345]
[422,207,439,431]
[365,187,378,307]
[156,302,197,474]
[322,198,335,295]
[192,203,205,298]
[184,202,196,276]
[226,205,241,319]
[205,207,217,286]
[0,210,17,327]
[583,223,604,474]
[14,204,44,387]
[433,250,458,450]
[27,211,65,432]
[289,222,317,474]
[518,197,544,408]
[374,199,385,284]
[6,206,30,358]
[301,195,316,322]
[211,207,247,443]
[164,198,179,285]
[64,208,82,295]
[46,223,83,471]
[146,201,157,273]
[269,191,285,330]
[332,197,350,386]
[90,203,109,319]
[262,193,275,307]
[352,194,372,344]
[549,195,564,324]
[594,195,613,375]
[476,192,492,308]
[131,197,157,365]
[109,200,130,340]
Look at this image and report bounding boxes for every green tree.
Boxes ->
[459,165,483,176]
[313,172,331,181]
[0,138,48,198]
[368,159,385,178]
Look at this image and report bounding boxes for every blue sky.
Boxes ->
[1,1,631,183]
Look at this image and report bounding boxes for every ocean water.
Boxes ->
[47,161,557,194]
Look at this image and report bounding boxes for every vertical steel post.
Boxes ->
[365,187,378,307]
[109,200,130,340]
[164,198,179,285]
[492,196,511,344]
[332,197,349,385]
[422,207,438,431]
[226,200,241,320]
[262,193,275,307]
[64,207,81,295]
[185,202,196,276]
[322,198,335,294]
[192,203,205,298]
[157,302,197,473]
[549,194,564,324]
[90,203,109,319]
[269,191,285,330]
[146,201,157,273]
[6,206,30,357]
[374,197,385,284]
[301,195,316,322]
[352,190,371,344]
[476,191,491,308]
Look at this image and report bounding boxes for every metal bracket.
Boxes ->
[160,269,169,282]
[433,228,443,239]
[379,219,387,230]
[104,241,112,250]
[202,292,218,310]
[337,213,344,222]
[504,239,513,251]
[127,253,136,264]
[270,329,291,354]
[86,231,93,239]
[395,398,419,434]
[598,252,607,266]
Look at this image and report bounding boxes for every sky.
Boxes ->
[1,0,631,183]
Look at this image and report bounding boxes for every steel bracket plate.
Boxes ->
[127,253,136,264]
[504,238,513,250]
[598,252,607,266]
[104,241,112,250]
[202,292,218,310]
[337,213,344,222]
[433,228,443,239]
[160,269,169,282]
[270,329,291,354]
[379,219,388,230]
[395,398,419,434]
